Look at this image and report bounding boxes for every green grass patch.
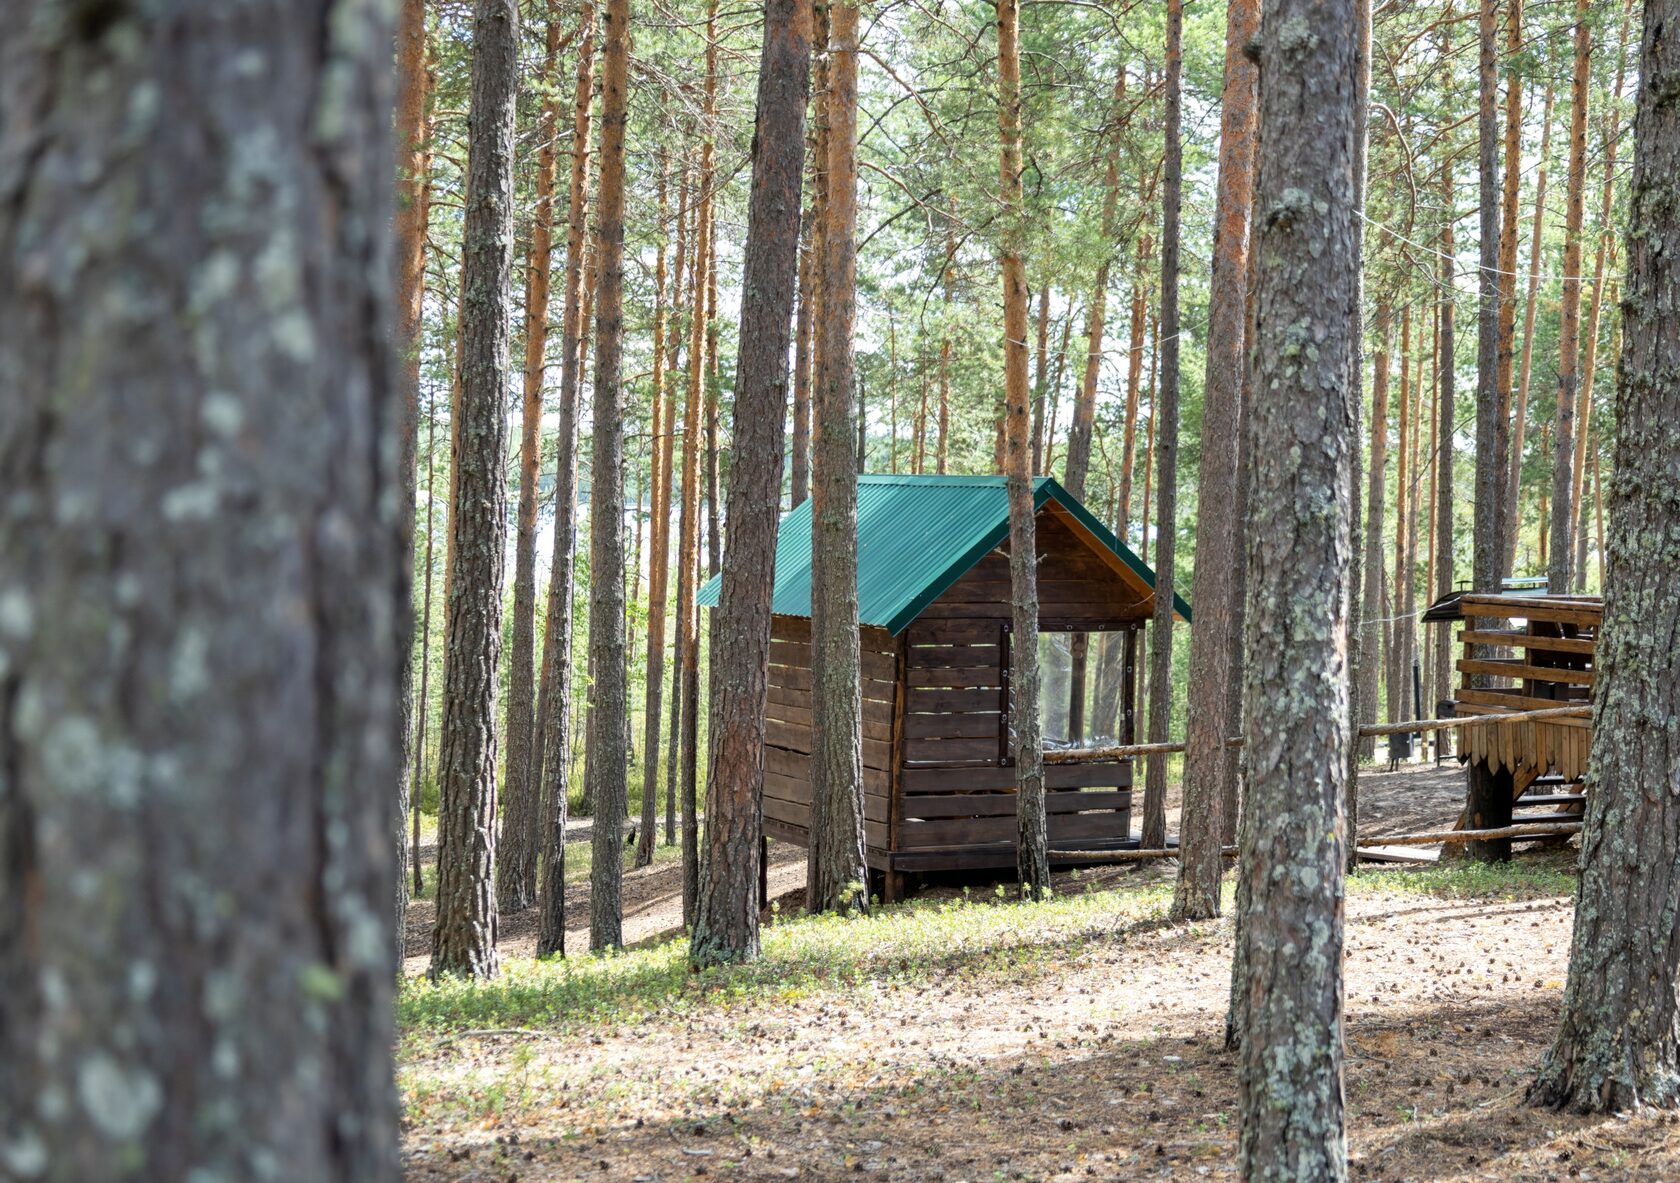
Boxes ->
[400,851,1577,1040]
[401,880,1178,1036]
[1347,852,1577,900]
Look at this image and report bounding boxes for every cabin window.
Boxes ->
[1004,625,1138,757]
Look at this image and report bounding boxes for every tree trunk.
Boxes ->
[679,8,720,926]
[1389,306,1412,726]
[1434,137,1456,746]
[1508,79,1556,573]
[808,0,869,916]
[1343,0,1371,852]
[533,0,597,958]
[691,0,812,966]
[0,4,404,1175]
[1061,64,1129,748]
[1062,64,1126,502]
[1171,0,1257,921]
[937,206,955,474]
[663,158,696,850]
[1573,0,1633,592]
[793,213,816,504]
[1032,284,1051,473]
[706,231,724,577]
[637,159,676,868]
[395,0,433,959]
[1045,307,1076,476]
[1472,0,1505,604]
[1550,0,1591,594]
[1140,0,1183,854]
[1358,295,1392,758]
[1116,232,1152,545]
[415,391,438,896]
[1494,0,1524,580]
[805,0,832,490]
[431,0,520,982]
[888,317,900,471]
[1528,6,1680,1107]
[583,0,630,953]
[1403,309,1424,720]
[500,10,564,915]
[993,0,1048,899]
[1234,0,1358,1169]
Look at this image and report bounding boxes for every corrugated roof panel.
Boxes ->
[697,474,1190,632]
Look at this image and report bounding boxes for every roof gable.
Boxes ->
[696,474,1190,633]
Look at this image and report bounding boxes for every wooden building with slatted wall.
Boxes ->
[698,475,1191,899]
[1424,590,1601,856]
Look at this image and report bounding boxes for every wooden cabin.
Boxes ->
[697,474,1191,899]
[1425,590,1601,855]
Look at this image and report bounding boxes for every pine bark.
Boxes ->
[584,0,631,952]
[1362,297,1392,743]
[637,163,676,867]
[1061,65,1129,746]
[1528,4,1680,1106]
[0,4,404,1176]
[533,0,597,958]
[1433,138,1456,743]
[677,13,719,925]
[415,392,438,896]
[1032,285,1051,473]
[1115,233,1152,544]
[395,0,433,957]
[1062,65,1126,501]
[808,0,869,915]
[1472,0,1506,603]
[1389,306,1413,725]
[1234,0,1358,1170]
[500,10,564,915]
[793,213,816,504]
[663,158,695,849]
[937,208,954,474]
[1172,0,1257,921]
[1344,0,1371,843]
[1550,0,1592,593]
[431,0,521,982]
[1573,1,1633,591]
[1140,0,1184,854]
[691,0,812,965]
[1494,0,1524,580]
[1508,80,1556,572]
[993,0,1047,899]
[706,235,723,576]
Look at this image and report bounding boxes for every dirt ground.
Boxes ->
[405,761,1477,971]
[401,764,1680,1182]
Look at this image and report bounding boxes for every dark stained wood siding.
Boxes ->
[762,615,899,856]
[759,502,1157,877]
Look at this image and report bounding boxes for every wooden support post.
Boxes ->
[1461,759,1516,862]
[1122,627,1138,745]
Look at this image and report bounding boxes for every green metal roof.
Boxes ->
[696,474,1191,635]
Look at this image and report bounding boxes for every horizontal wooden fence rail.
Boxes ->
[1041,704,1592,764]
[1048,821,1584,863]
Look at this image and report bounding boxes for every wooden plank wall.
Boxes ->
[1455,597,1599,783]
[761,615,899,853]
[898,617,1133,858]
[916,508,1151,628]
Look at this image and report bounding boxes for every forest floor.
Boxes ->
[399,763,1680,1182]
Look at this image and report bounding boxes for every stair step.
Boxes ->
[1514,793,1586,809]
